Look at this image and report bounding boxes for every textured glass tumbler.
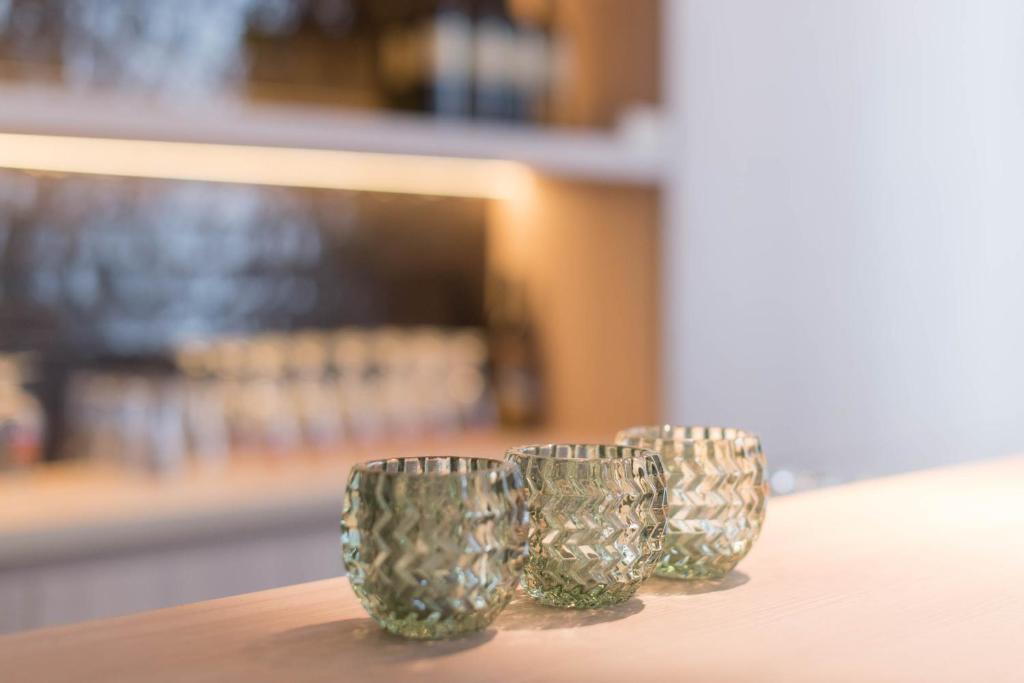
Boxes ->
[616,426,767,580]
[505,444,667,608]
[341,457,529,639]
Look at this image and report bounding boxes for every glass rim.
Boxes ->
[615,425,760,445]
[505,443,661,462]
[350,455,519,478]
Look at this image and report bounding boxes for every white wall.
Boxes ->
[663,0,1024,481]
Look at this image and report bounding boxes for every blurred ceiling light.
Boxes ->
[0,133,532,200]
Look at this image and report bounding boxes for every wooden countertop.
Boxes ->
[2,455,1022,682]
[0,430,567,569]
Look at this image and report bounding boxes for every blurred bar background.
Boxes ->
[3,0,1023,635]
[0,0,664,632]
[0,0,663,469]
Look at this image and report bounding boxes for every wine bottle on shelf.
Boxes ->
[376,1,428,111]
[487,276,543,428]
[472,0,520,120]
[426,0,474,117]
[509,0,556,123]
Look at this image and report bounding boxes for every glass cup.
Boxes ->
[341,456,529,639]
[505,444,667,608]
[615,426,768,580]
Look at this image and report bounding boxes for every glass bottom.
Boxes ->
[655,564,731,580]
[523,580,639,609]
[352,585,512,640]
[375,613,496,640]
[656,554,742,580]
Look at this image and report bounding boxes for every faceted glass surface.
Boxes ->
[616,426,768,580]
[341,457,529,639]
[506,444,667,609]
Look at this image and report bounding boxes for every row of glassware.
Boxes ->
[65,327,493,472]
[340,425,768,639]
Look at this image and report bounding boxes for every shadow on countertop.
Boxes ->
[260,617,496,665]
[494,595,644,631]
[639,571,750,596]
[257,573,741,666]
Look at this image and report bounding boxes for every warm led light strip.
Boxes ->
[0,133,532,200]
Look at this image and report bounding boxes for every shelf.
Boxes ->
[0,84,664,187]
[0,429,592,570]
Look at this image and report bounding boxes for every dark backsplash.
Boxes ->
[0,170,488,455]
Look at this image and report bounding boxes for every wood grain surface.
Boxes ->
[2,456,1022,682]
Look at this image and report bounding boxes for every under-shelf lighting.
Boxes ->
[0,133,533,200]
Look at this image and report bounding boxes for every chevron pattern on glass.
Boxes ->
[616,426,768,580]
[341,456,529,639]
[506,444,667,609]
